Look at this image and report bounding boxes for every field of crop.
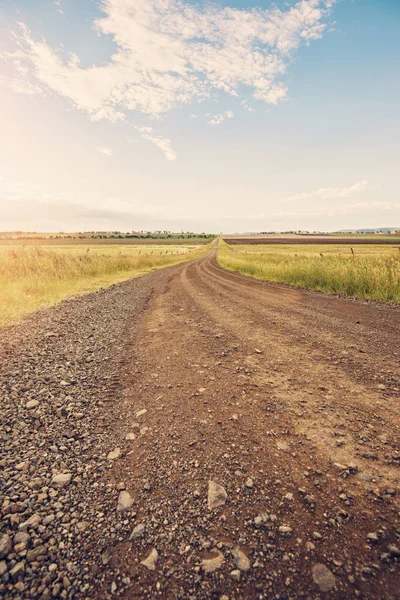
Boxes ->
[218,239,400,303]
[0,242,211,327]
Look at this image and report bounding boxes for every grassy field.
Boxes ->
[0,236,215,246]
[217,239,400,304]
[0,242,212,327]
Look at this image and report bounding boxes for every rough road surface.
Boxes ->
[1,247,399,599]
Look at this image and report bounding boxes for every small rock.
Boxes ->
[0,561,7,576]
[19,514,41,531]
[201,549,224,573]
[305,541,315,551]
[312,563,336,592]
[208,480,227,510]
[51,473,72,488]
[279,526,292,534]
[26,400,39,409]
[129,524,145,540]
[388,545,400,557]
[231,569,241,581]
[136,409,147,418]
[107,448,121,460]
[117,491,134,512]
[367,533,379,543]
[277,441,289,451]
[141,548,158,571]
[9,561,25,579]
[0,534,12,559]
[232,547,250,571]
[125,433,136,440]
[245,477,254,488]
[13,532,29,545]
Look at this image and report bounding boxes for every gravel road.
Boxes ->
[1,248,399,599]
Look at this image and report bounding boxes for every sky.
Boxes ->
[0,0,399,233]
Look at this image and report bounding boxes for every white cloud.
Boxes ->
[0,75,42,96]
[96,146,113,156]
[208,111,234,126]
[55,1,64,14]
[287,180,373,202]
[1,0,337,121]
[134,125,154,134]
[141,134,177,161]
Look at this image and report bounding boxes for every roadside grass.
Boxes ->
[0,243,211,327]
[217,240,400,304]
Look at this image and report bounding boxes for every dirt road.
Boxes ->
[104,246,399,598]
[1,247,399,599]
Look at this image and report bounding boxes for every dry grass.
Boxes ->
[218,240,400,304]
[0,243,211,327]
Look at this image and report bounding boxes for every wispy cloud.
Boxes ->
[287,180,373,202]
[96,146,113,156]
[208,111,234,126]
[1,1,337,121]
[141,135,177,161]
[133,125,176,160]
[55,1,64,14]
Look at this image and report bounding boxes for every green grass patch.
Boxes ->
[217,240,400,304]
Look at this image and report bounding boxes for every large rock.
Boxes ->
[117,490,134,512]
[207,480,227,510]
[312,563,336,592]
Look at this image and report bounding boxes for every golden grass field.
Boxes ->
[218,239,400,304]
[0,242,212,327]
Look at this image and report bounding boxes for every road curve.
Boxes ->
[105,246,400,599]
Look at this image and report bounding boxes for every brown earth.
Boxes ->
[102,246,400,598]
[1,246,399,600]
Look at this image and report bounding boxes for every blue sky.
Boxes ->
[0,0,399,232]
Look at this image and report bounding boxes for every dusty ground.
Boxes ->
[1,246,399,599]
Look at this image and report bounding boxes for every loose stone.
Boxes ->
[312,563,336,592]
[208,480,227,510]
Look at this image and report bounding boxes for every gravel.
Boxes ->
[0,271,165,599]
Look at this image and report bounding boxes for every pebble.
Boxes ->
[26,399,39,409]
[117,490,134,512]
[208,480,227,510]
[312,563,336,592]
[232,547,250,571]
[141,548,158,571]
[279,526,293,534]
[0,534,11,559]
[201,549,224,573]
[129,524,145,540]
[107,447,121,460]
[245,477,254,488]
[51,473,72,488]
